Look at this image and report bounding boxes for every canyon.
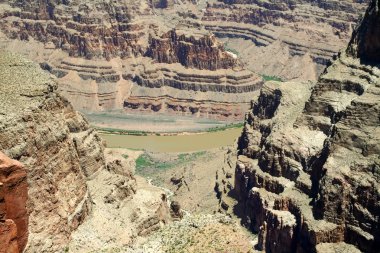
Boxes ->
[0,0,369,122]
[0,0,379,253]
[203,0,369,80]
[0,52,174,252]
[233,0,380,251]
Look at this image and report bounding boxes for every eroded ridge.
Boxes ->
[0,52,171,252]
[203,0,369,80]
[234,1,380,252]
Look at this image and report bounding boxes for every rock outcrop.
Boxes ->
[0,51,105,252]
[0,0,263,120]
[123,56,262,120]
[1,0,142,59]
[146,29,237,70]
[0,52,171,252]
[0,0,372,121]
[0,152,28,253]
[203,0,369,80]
[234,0,380,252]
[347,0,380,63]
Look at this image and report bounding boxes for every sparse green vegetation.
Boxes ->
[95,122,243,136]
[135,151,207,177]
[262,75,283,82]
[122,154,129,159]
[95,127,149,136]
[206,122,244,133]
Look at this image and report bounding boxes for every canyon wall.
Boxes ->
[0,0,261,120]
[234,0,380,252]
[146,29,237,70]
[1,0,143,59]
[0,0,371,120]
[0,51,171,252]
[0,51,105,252]
[0,152,28,253]
[203,0,369,80]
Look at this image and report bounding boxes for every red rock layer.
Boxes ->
[0,152,28,253]
[146,29,237,70]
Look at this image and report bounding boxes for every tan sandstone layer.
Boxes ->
[233,1,380,252]
[202,0,369,81]
[0,51,173,252]
[0,0,263,120]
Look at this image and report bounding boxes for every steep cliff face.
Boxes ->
[0,51,105,252]
[0,0,262,120]
[0,152,28,253]
[1,0,142,59]
[146,29,237,70]
[234,0,380,252]
[203,0,369,80]
[0,51,173,252]
[347,0,380,63]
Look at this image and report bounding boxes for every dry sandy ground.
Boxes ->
[130,144,239,214]
[67,146,257,253]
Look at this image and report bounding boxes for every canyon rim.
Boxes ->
[0,0,379,253]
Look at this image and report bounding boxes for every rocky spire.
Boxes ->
[347,0,380,63]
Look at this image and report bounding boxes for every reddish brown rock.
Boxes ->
[0,152,28,253]
[0,220,19,253]
[234,1,380,252]
[1,0,142,59]
[146,29,237,70]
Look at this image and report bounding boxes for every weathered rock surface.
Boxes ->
[234,1,380,252]
[0,52,171,252]
[0,51,105,252]
[0,0,373,122]
[0,0,142,59]
[0,0,263,120]
[124,57,262,120]
[146,29,237,70]
[203,0,369,80]
[68,149,171,253]
[0,152,28,253]
[127,214,254,253]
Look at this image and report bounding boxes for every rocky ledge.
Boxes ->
[203,0,369,80]
[234,0,380,252]
[146,29,237,70]
[0,0,263,120]
[0,52,173,252]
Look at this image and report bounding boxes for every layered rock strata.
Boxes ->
[124,57,262,119]
[234,1,380,252]
[0,51,105,251]
[0,52,171,252]
[0,0,262,120]
[146,29,237,70]
[203,0,369,80]
[0,0,144,59]
[0,152,28,253]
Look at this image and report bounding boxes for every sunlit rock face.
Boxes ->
[0,52,105,252]
[0,152,28,253]
[234,0,380,252]
[203,0,369,81]
[0,51,172,253]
